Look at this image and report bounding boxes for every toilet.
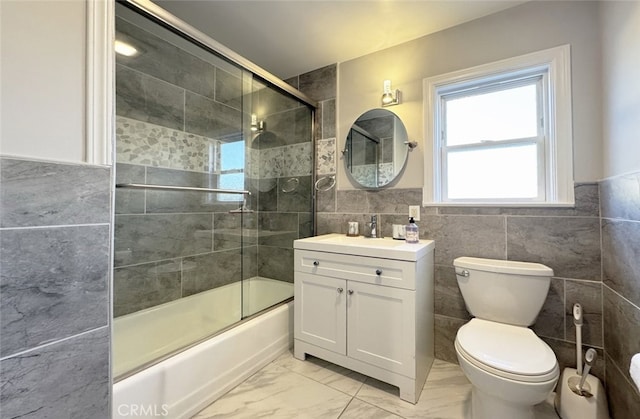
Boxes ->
[453,257,560,419]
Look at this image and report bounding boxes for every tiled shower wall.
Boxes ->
[600,171,640,417]
[285,64,338,211]
[114,15,313,316]
[301,64,609,382]
[0,158,111,417]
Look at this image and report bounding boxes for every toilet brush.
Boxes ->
[555,304,610,419]
[573,303,583,375]
[568,349,597,397]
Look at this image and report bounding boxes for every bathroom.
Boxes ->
[0,0,638,418]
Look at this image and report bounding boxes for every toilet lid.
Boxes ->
[456,319,557,377]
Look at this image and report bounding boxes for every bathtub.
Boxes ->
[113,277,294,419]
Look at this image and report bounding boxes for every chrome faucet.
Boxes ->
[367,215,378,238]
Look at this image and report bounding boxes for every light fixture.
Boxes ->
[250,114,265,132]
[381,79,401,107]
[114,40,138,57]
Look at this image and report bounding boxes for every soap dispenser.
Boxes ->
[405,217,419,243]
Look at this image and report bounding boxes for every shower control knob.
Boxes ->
[375,269,382,275]
[337,287,343,294]
[313,261,319,266]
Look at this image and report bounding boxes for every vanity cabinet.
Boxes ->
[293,234,435,404]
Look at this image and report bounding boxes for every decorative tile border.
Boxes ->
[317,138,336,175]
[283,142,312,177]
[118,116,313,180]
[116,116,217,172]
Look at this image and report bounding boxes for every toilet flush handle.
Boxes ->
[455,269,470,277]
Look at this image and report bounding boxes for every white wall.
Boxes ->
[0,0,86,163]
[338,1,602,189]
[600,0,640,179]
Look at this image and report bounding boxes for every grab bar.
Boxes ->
[116,183,251,195]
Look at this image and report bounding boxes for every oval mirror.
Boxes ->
[344,109,409,188]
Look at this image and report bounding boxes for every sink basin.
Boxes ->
[294,233,434,261]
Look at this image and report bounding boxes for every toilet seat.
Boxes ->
[455,318,559,383]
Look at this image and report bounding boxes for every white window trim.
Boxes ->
[423,45,574,207]
[86,0,115,166]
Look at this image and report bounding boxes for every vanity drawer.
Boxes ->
[295,250,416,290]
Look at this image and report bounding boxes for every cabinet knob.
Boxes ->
[348,289,354,295]
[375,269,382,275]
[313,260,319,266]
[337,287,343,294]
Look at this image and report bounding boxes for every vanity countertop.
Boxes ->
[294,233,434,261]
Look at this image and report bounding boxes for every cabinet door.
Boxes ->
[347,282,416,378]
[294,272,346,354]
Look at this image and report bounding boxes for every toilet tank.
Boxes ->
[453,257,554,327]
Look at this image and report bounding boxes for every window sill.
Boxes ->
[422,201,576,208]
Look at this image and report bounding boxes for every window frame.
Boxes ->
[423,45,574,207]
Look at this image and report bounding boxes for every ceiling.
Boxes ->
[155,0,527,80]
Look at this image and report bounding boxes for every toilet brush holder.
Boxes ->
[555,368,609,419]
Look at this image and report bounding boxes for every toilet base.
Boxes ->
[471,386,536,419]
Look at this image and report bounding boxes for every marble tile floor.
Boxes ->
[192,350,560,419]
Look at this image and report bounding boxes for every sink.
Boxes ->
[294,233,434,261]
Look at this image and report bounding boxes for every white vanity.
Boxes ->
[293,233,435,404]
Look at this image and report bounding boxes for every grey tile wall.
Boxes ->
[606,354,640,419]
[116,64,185,130]
[600,170,640,416]
[318,184,604,365]
[0,327,110,419]
[182,249,243,296]
[116,16,221,100]
[1,225,110,357]
[113,259,182,316]
[113,163,256,316]
[0,157,111,418]
[0,158,111,227]
[114,213,214,266]
[507,216,601,281]
[185,91,242,139]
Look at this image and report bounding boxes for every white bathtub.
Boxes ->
[113,277,293,419]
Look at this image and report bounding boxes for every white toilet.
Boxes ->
[453,256,560,419]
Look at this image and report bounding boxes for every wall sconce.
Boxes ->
[381,79,401,107]
[250,114,266,132]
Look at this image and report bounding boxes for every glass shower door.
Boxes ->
[112,1,315,380]
[242,80,314,317]
[113,3,249,378]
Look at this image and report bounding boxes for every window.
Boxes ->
[219,140,245,201]
[423,45,573,206]
[212,140,245,202]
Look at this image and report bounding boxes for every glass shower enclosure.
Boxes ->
[112,2,315,379]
